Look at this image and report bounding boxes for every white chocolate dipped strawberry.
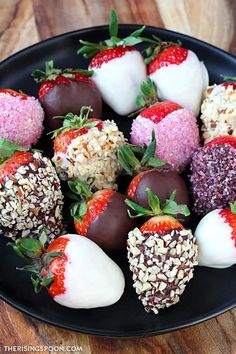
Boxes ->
[195,202,236,268]
[9,233,125,309]
[145,41,209,116]
[78,10,147,115]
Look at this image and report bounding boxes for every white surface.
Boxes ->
[54,234,125,308]
[150,50,209,116]
[90,50,147,115]
[195,209,236,268]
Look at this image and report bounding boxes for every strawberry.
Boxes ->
[195,202,236,268]
[0,138,64,240]
[9,233,125,308]
[130,78,200,172]
[144,38,209,115]
[148,46,188,74]
[221,76,236,90]
[205,136,236,149]
[53,118,103,154]
[118,130,189,219]
[52,106,125,190]
[69,179,136,251]
[0,88,28,100]
[32,60,102,130]
[126,189,197,314]
[78,10,147,115]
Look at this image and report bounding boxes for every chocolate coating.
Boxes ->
[87,192,136,251]
[40,81,102,131]
[130,170,190,221]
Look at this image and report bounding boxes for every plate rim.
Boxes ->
[0,24,236,337]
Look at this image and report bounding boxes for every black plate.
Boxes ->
[0,25,236,338]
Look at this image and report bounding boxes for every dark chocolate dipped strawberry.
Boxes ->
[77,10,147,115]
[118,131,190,220]
[69,179,136,251]
[32,60,102,130]
[0,139,64,241]
[126,189,197,314]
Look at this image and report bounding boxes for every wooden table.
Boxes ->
[0,1,236,353]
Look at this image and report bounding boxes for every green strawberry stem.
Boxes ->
[0,139,27,165]
[48,106,97,138]
[77,10,147,58]
[68,179,95,221]
[144,35,182,65]
[221,75,236,82]
[118,130,166,176]
[8,229,62,293]
[32,60,94,83]
[125,188,190,219]
[129,77,160,117]
[230,201,236,214]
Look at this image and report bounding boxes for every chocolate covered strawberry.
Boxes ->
[69,179,136,251]
[126,189,197,314]
[51,106,125,190]
[0,88,44,148]
[190,136,236,215]
[32,60,102,130]
[200,77,236,143]
[9,233,125,308]
[144,39,208,115]
[195,201,236,268]
[130,78,200,172]
[0,139,64,240]
[118,131,190,216]
[78,10,147,115]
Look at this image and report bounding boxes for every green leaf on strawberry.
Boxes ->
[77,10,147,58]
[0,139,27,165]
[125,188,190,219]
[32,60,94,83]
[118,130,166,176]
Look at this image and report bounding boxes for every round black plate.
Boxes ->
[0,25,236,338]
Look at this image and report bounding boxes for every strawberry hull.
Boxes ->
[40,81,102,131]
[89,48,147,115]
[84,191,136,251]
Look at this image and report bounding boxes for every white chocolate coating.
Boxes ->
[90,50,147,115]
[195,209,236,268]
[150,50,209,116]
[54,235,125,308]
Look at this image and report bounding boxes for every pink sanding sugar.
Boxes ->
[130,108,200,172]
[0,93,44,148]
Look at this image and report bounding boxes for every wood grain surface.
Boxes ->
[0,1,236,353]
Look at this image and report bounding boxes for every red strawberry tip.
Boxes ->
[205,136,236,149]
